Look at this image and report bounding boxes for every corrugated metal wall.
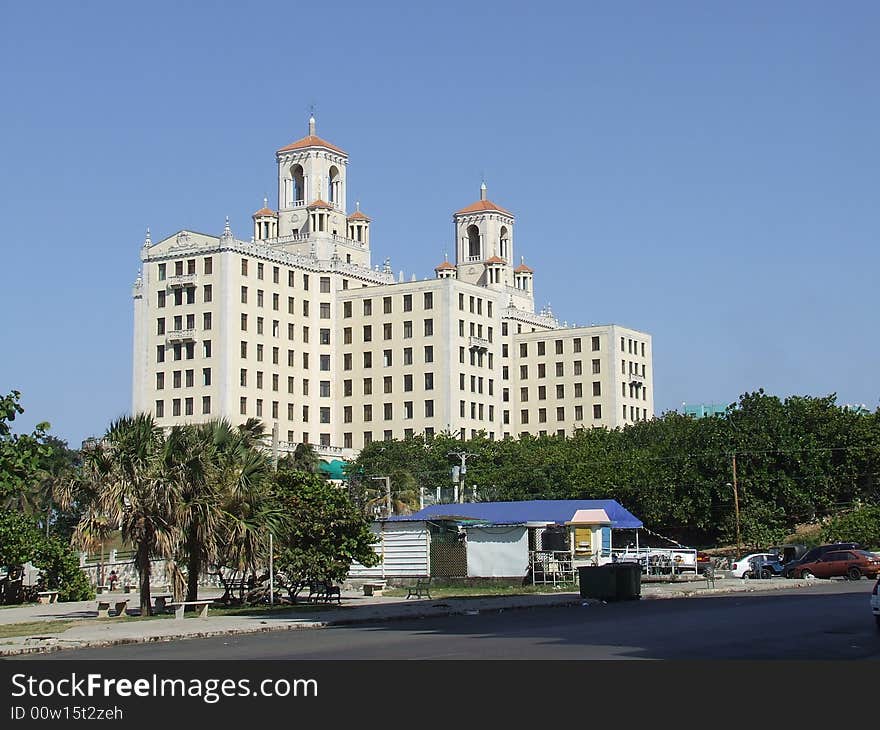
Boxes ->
[348,521,430,578]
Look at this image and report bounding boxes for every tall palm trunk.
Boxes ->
[186,530,201,602]
[138,541,152,616]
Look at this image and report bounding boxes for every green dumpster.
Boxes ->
[614,562,642,600]
[577,565,617,601]
[578,563,642,601]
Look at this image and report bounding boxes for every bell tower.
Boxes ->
[275,115,349,238]
[452,183,515,286]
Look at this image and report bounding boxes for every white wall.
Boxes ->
[466,526,529,578]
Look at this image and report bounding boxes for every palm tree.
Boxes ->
[279,442,321,474]
[72,414,177,616]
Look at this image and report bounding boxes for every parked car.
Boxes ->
[730,552,780,579]
[788,549,880,580]
[782,542,860,578]
[696,552,711,574]
[871,577,880,629]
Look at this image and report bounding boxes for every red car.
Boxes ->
[696,552,711,574]
[790,549,880,580]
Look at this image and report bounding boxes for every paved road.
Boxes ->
[38,580,880,660]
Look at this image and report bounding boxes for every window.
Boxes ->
[401,320,412,339]
[383,296,392,314]
[320,276,330,293]
[343,353,352,370]
[363,431,373,445]
[256,371,264,389]
[240,397,247,415]
[363,378,372,395]
[574,382,583,397]
[592,381,601,397]
[556,384,565,399]
[424,292,433,309]
[521,410,529,424]
[593,404,602,419]
[520,387,528,402]
[203,284,212,303]
[288,377,294,394]
[363,299,372,315]
[404,374,413,392]
[319,302,330,319]
[403,294,412,312]
[302,326,309,343]
[538,408,547,423]
[156,372,165,390]
[240,286,248,304]
[185,369,194,387]
[302,352,309,368]
[363,352,372,368]
[384,376,393,394]
[592,359,601,374]
[556,407,565,421]
[172,399,181,417]
[403,347,413,365]
[383,403,393,420]
[344,406,352,423]
[404,401,413,419]
[343,379,352,397]
[343,327,352,345]
[320,407,330,424]
[158,291,166,308]
[363,325,372,342]
[555,362,564,377]
[303,274,309,291]
[158,263,166,281]
[537,363,546,378]
[574,361,582,376]
[537,341,545,356]
[424,372,434,390]
[272,373,278,391]
[257,262,264,280]
[155,400,164,417]
[425,400,434,417]
[157,318,165,335]
[288,296,295,314]
[641,342,646,357]
[383,350,392,367]
[343,301,353,319]
[302,300,309,316]
[424,346,434,363]
[320,328,331,345]
[538,386,546,400]
[520,343,528,357]
[288,271,295,287]
[241,313,248,331]
[520,365,528,379]
[203,312,212,330]
[241,259,248,276]
[203,340,212,358]
[273,266,279,284]
[302,380,309,396]
[273,293,279,311]
[383,322,392,340]
[256,344,263,362]
[459,347,465,364]
[174,290,183,306]
[185,398,194,416]
[256,399,263,417]
[424,319,433,336]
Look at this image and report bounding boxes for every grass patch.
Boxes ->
[0,620,79,639]
[382,584,577,599]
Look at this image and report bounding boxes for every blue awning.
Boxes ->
[385,499,642,530]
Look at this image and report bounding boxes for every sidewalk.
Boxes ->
[0,576,819,657]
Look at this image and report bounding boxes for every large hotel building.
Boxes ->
[132,118,654,460]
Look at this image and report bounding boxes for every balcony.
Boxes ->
[167,274,197,289]
[165,329,196,344]
[628,371,645,384]
[469,336,490,350]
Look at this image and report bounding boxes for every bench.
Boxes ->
[308,581,341,604]
[96,599,129,618]
[406,578,432,599]
[124,584,137,594]
[96,585,111,595]
[166,599,214,619]
[152,593,173,612]
[362,581,387,597]
[37,590,59,604]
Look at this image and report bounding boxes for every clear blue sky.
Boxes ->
[1,1,877,445]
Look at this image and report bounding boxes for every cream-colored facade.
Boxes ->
[132,119,654,459]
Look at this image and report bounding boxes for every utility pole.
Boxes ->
[729,452,741,557]
[448,451,477,503]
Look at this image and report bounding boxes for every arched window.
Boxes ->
[467,225,480,259]
[328,166,340,203]
[499,226,509,260]
[291,164,305,204]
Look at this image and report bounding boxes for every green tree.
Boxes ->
[273,469,379,600]
[72,414,177,616]
[0,391,52,506]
